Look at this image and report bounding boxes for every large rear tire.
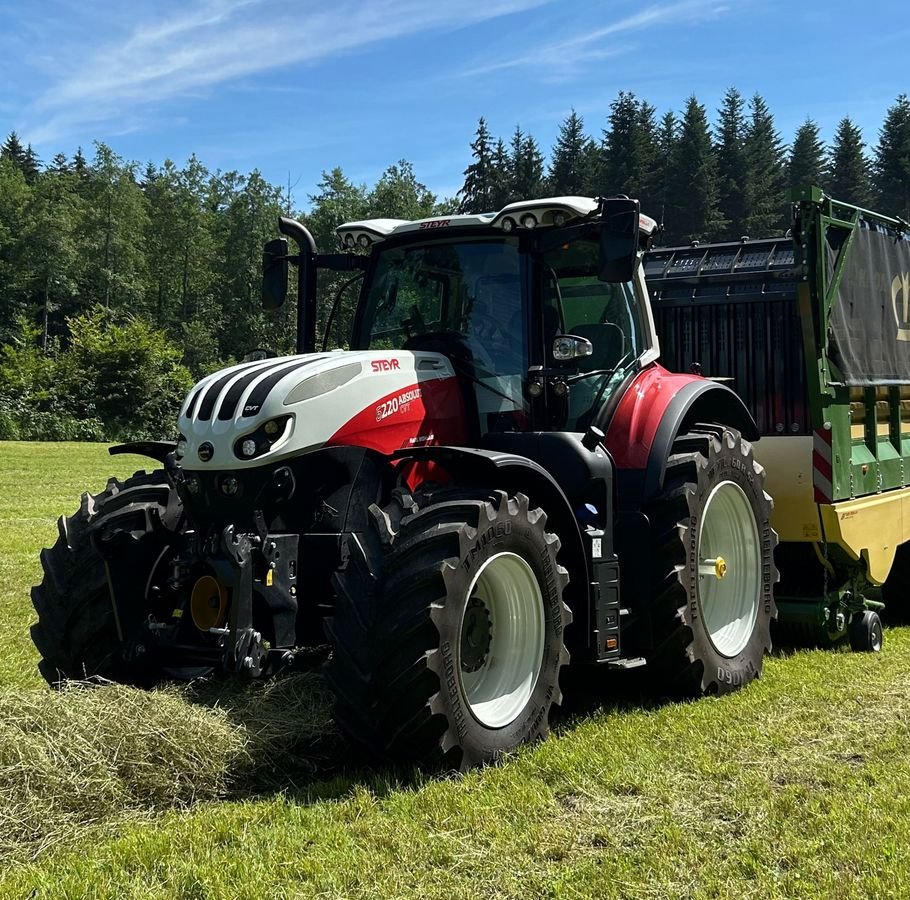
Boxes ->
[326,489,571,770]
[647,427,777,695]
[31,470,182,685]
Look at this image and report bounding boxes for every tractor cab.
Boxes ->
[265,196,660,441]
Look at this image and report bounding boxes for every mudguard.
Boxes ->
[603,363,759,501]
[393,438,611,659]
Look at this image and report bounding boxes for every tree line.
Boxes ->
[458,89,910,244]
[0,88,908,441]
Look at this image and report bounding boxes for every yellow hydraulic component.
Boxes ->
[190,575,228,631]
[715,556,727,579]
[820,487,910,584]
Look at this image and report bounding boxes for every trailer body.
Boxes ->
[646,187,910,638]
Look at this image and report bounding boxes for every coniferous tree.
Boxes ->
[1,132,27,170]
[714,88,749,240]
[789,119,826,193]
[174,155,215,323]
[548,110,595,196]
[304,167,368,249]
[743,94,787,237]
[636,101,661,211]
[665,97,723,244]
[873,94,910,220]
[509,126,545,199]
[216,170,286,356]
[600,91,657,203]
[459,117,496,213]
[48,153,72,176]
[649,111,678,231]
[143,160,183,328]
[489,137,512,210]
[302,168,369,350]
[828,117,873,208]
[21,145,41,184]
[73,147,88,179]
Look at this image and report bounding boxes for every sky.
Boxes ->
[0,0,906,210]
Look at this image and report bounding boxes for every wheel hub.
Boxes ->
[460,596,492,673]
[696,481,760,658]
[457,551,546,729]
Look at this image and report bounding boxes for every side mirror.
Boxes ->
[262,237,289,309]
[552,334,594,361]
[598,198,639,283]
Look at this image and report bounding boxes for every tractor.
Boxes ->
[32,195,776,769]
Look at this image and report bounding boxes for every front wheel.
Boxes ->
[647,426,777,695]
[31,470,183,685]
[326,489,571,770]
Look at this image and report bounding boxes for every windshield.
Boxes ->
[541,229,645,430]
[358,236,529,433]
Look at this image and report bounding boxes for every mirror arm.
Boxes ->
[279,216,316,254]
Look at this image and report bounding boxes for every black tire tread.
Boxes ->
[326,488,570,768]
[646,426,777,696]
[31,470,178,685]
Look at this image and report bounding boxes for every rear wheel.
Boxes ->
[647,427,777,695]
[31,470,182,685]
[326,489,571,769]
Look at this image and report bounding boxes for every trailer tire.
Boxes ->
[31,470,182,686]
[326,489,571,770]
[849,610,883,653]
[646,426,777,696]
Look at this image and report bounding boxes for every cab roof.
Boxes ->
[335,196,658,250]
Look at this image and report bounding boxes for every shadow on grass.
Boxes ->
[180,625,864,804]
[183,662,443,807]
[182,653,670,806]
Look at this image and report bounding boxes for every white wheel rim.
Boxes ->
[697,480,761,658]
[458,551,545,729]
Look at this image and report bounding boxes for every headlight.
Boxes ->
[233,416,292,460]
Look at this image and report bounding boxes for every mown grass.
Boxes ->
[2,441,910,898]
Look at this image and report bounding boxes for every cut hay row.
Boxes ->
[0,672,338,863]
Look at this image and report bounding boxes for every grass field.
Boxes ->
[2,441,910,898]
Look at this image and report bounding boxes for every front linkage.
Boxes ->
[94,471,303,679]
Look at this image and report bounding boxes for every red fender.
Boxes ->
[603,363,706,469]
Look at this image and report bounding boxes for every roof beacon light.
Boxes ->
[357,234,371,249]
[501,216,515,233]
[521,213,538,230]
[343,233,356,249]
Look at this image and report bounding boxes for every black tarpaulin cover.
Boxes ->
[828,222,910,386]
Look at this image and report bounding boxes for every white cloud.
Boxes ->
[24,0,554,144]
[460,0,730,78]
